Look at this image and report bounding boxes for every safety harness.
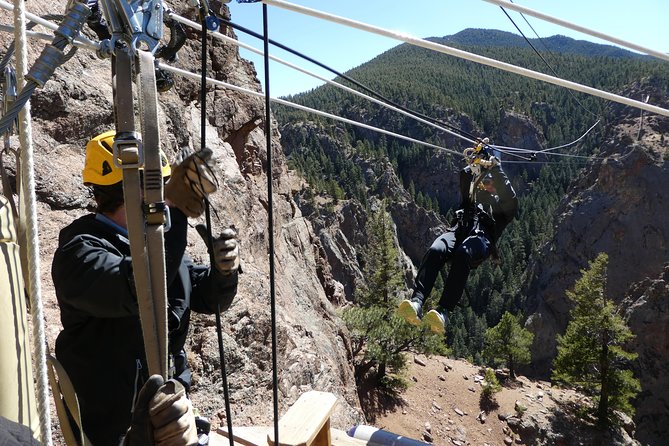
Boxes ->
[463,137,495,203]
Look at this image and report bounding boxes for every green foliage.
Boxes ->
[480,368,501,410]
[342,203,447,386]
[552,253,640,426]
[276,32,669,369]
[483,312,534,378]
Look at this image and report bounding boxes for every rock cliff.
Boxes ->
[623,265,669,446]
[0,0,364,439]
[520,78,669,446]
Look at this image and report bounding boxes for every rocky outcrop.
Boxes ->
[0,1,364,439]
[523,78,669,376]
[623,265,669,446]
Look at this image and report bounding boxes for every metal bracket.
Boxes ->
[98,0,164,54]
[112,136,144,169]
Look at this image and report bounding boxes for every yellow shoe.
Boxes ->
[424,308,448,335]
[397,299,422,326]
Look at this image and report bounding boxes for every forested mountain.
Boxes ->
[275,27,669,444]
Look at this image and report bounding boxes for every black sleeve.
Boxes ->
[164,207,188,287]
[490,165,518,223]
[459,166,474,209]
[52,235,138,318]
[186,257,238,314]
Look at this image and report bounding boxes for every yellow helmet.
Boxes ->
[82,130,171,186]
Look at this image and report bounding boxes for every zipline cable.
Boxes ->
[0,11,617,159]
[219,17,481,142]
[498,5,599,118]
[165,10,605,159]
[259,0,669,118]
[166,11,479,148]
[261,4,281,446]
[242,3,285,446]
[158,61,611,163]
[159,61,465,156]
[195,3,235,444]
[482,0,669,64]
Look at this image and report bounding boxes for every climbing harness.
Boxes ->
[462,138,498,201]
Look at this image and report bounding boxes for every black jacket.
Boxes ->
[456,164,519,243]
[52,208,237,446]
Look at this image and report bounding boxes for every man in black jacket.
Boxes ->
[52,132,239,445]
[398,158,518,334]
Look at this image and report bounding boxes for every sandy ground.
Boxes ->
[361,354,559,446]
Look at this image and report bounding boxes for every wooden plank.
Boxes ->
[215,426,368,446]
[217,426,271,446]
[330,429,369,446]
[267,391,338,446]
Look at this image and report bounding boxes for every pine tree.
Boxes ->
[552,253,640,427]
[343,201,446,386]
[483,311,533,378]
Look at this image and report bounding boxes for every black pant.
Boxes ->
[412,230,491,311]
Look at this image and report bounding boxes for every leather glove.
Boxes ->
[123,375,198,446]
[165,147,218,218]
[196,225,240,276]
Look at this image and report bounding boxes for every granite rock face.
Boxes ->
[0,1,364,440]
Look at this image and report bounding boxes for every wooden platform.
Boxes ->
[213,391,368,446]
[213,427,368,446]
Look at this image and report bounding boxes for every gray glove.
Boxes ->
[123,375,198,446]
[196,225,240,276]
[165,148,218,218]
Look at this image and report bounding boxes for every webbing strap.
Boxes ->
[137,49,168,377]
[0,145,18,218]
[113,49,167,378]
[46,355,91,446]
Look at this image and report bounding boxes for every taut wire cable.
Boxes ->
[260,4,281,446]
[259,0,669,118]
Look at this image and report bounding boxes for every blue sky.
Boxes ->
[226,0,669,98]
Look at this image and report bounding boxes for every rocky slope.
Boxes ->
[522,77,669,443]
[0,0,364,440]
[623,265,669,446]
[372,355,639,446]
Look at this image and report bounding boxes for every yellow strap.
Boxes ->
[46,355,92,446]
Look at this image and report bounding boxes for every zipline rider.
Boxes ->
[52,131,240,445]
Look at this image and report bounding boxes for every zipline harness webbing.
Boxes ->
[12,0,50,443]
[259,0,669,118]
[261,5,281,446]
[114,48,169,379]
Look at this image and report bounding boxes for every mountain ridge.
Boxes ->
[433,28,648,59]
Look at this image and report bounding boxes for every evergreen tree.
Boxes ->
[483,311,533,378]
[343,202,446,386]
[552,253,640,427]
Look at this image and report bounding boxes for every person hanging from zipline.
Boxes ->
[52,131,240,445]
[398,147,518,335]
